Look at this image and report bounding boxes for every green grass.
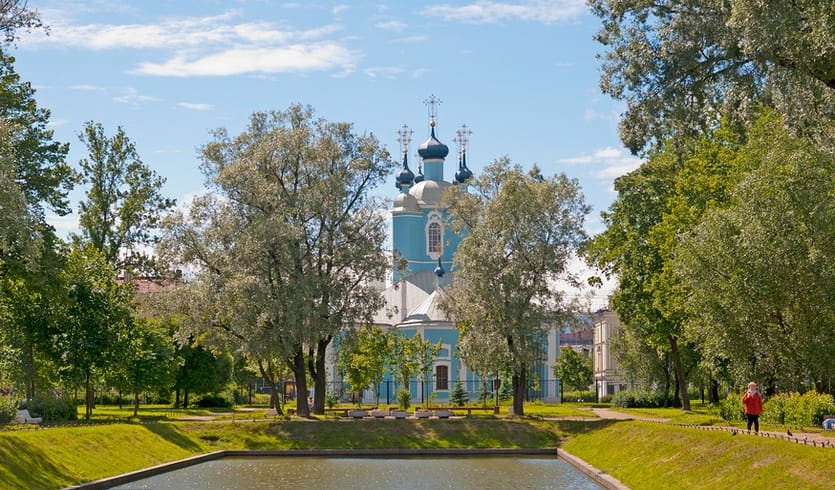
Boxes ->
[0,423,205,489]
[563,420,835,489]
[515,401,599,418]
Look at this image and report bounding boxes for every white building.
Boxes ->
[592,309,626,399]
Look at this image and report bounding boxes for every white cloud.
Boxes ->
[113,87,158,105]
[558,147,642,180]
[136,43,357,77]
[47,119,70,127]
[423,0,587,25]
[24,11,352,78]
[364,66,405,79]
[412,68,431,78]
[177,102,214,111]
[332,4,349,15]
[69,84,107,92]
[375,20,407,32]
[394,35,428,44]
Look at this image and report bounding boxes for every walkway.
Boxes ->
[590,408,834,449]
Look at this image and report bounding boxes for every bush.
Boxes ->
[27,396,78,422]
[762,392,835,427]
[0,396,17,424]
[563,390,596,402]
[719,394,744,422]
[611,389,666,408]
[194,393,234,408]
[397,389,411,410]
[450,380,469,407]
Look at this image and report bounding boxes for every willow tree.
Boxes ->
[590,0,835,153]
[442,159,589,415]
[160,104,393,416]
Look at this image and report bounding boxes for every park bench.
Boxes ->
[428,406,500,415]
[14,409,42,424]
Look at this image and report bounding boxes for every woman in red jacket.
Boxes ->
[741,382,763,433]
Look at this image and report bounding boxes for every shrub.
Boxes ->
[450,380,469,407]
[397,389,411,410]
[563,390,596,402]
[27,396,78,422]
[194,393,234,408]
[611,389,666,408]
[719,393,744,422]
[763,392,835,427]
[0,396,17,424]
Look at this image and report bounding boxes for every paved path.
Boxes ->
[590,408,834,449]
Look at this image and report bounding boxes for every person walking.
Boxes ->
[742,382,763,433]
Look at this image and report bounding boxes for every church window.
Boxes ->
[427,221,442,257]
[435,365,449,390]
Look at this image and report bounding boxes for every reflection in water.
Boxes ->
[116,457,601,489]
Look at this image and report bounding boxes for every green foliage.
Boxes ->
[75,121,174,273]
[611,389,668,409]
[718,394,744,422]
[762,392,835,427]
[26,395,77,422]
[194,393,234,409]
[396,388,411,410]
[553,346,593,392]
[0,396,16,424]
[443,159,589,416]
[498,377,512,402]
[450,380,469,407]
[337,326,389,405]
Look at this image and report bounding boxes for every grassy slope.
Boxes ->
[562,420,835,489]
[0,424,205,489]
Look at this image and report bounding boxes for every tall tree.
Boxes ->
[75,121,174,273]
[442,159,589,415]
[676,112,835,393]
[590,0,835,154]
[160,104,393,416]
[56,245,134,420]
[337,325,389,407]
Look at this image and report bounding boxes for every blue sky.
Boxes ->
[11,0,634,307]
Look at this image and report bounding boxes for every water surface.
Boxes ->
[115,456,601,489]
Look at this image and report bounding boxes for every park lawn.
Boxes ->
[562,420,835,490]
[78,404,272,422]
[521,401,599,418]
[0,423,206,489]
[611,402,725,425]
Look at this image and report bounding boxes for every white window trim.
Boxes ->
[434,361,451,392]
[425,212,443,259]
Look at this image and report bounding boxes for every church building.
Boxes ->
[330,97,561,405]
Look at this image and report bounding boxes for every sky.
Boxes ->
[10,0,635,309]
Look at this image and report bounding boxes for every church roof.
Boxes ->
[397,288,452,327]
[370,270,437,326]
[409,179,450,207]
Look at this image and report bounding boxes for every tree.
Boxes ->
[0,0,45,45]
[336,325,389,407]
[174,343,232,408]
[590,0,835,154]
[55,245,134,420]
[553,346,592,392]
[442,159,589,416]
[160,104,393,416]
[111,318,178,417]
[450,380,469,407]
[676,112,835,393]
[75,121,174,273]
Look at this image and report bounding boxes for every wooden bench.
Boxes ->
[428,406,500,415]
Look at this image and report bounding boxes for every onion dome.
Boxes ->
[414,164,424,183]
[396,152,415,188]
[434,257,445,278]
[454,151,473,184]
[393,191,420,212]
[418,124,449,160]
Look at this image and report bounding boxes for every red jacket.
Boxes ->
[742,392,763,415]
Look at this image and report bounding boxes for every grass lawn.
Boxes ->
[562,420,834,489]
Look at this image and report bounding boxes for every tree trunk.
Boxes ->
[258,359,283,415]
[183,388,189,409]
[308,338,330,414]
[710,379,719,403]
[85,371,93,420]
[668,334,691,410]
[290,347,309,417]
[174,388,180,408]
[133,392,140,418]
[118,389,123,410]
[511,366,526,416]
[24,340,35,402]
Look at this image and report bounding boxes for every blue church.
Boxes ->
[330,98,561,405]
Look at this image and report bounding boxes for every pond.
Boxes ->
[114,456,601,489]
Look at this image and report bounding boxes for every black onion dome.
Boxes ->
[414,165,425,183]
[418,126,449,160]
[455,152,473,183]
[396,153,415,187]
[434,257,445,278]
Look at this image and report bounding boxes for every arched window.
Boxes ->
[435,365,449,390]
[427,221,442,257]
